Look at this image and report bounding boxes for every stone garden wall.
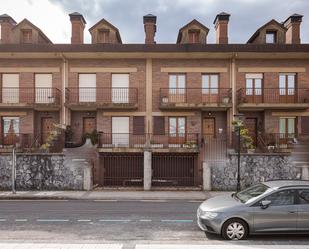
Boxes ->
[210,153,302,191]
[0,154,85,190]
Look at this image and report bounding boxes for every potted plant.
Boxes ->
[232,120,255,153]
[222,96,230,104]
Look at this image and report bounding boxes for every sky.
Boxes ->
[1,0,309,44]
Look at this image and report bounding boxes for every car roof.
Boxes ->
[264,180,309,189]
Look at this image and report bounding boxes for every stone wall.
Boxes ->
[210,153,302,191]
[0,154,85,190]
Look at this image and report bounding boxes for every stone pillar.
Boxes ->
[83,165,93,191]
[144,150,152,191]
[203,162,211,191]
[302,165,309,180]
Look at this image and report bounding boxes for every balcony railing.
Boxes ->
[160,88,232,106]
[0,133,39,149]
[0,88,61,105]
[237,88,309,104]
[97,133,199,149]
[65,87,138,106]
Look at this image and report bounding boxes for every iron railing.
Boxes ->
[0,133,40,148]
[65,87,138,105]
[0,88,61,105]
[237,88,309,104]
[160,88,232,105]
[97,133,199,149]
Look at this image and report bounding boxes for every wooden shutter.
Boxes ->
[153,116,165,135]
[133,116,145,135]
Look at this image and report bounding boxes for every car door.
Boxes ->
[251,189,297,232]
[296,189,309,231]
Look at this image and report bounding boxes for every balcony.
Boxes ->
[0,88,61,110]
[160,88,232,110]
[237,88,309,110]
[97,133,199,152]
[65,87,138,110]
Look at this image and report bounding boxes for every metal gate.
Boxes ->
[152,153,197,187]
[99,153,143,187]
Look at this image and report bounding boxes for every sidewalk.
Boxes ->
[0,190,231,201]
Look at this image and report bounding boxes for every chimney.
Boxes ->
[213,12,230,44]
[0,14,16,44]
[284,14,303,44]
[69,12,86,44]
[143,14,156,44]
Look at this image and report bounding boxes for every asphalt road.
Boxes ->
[0,200,308,247]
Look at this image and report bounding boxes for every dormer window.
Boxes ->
[188,29,200,43]
[98,28,110,43]
[266,31,277,44]
[21,29,32,43]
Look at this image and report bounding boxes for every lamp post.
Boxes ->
[234,113,244,192]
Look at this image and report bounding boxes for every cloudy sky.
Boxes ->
[2,0,309,44]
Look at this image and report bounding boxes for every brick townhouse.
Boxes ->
[0,11,308,188]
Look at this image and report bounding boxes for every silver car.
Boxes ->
[197,180,309,240]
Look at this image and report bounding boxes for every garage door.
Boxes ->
[99,153,143,187]
[152,153,197,187]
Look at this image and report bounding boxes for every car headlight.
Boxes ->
[199,210,218,219]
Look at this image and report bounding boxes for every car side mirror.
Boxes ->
[260,200,271,209]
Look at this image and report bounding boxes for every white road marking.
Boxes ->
[0,199,69,202]
[15,219,27,222]
[161,219,193,223]
[99,219,130,222]
[77,219,92,222]
[36,219,69,222]
[0,219,6,222]
[139,219,152,222]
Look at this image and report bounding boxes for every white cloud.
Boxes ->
[1,0,70,43]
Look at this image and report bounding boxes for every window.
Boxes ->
[169,117,186,136]
[279,73,295,96]
[236,183,270,203]
[21,29,32,43]
[245,74,262,96]
[266,31,276,44]
[79,74,96,102]
[298,190,309,205]
[261,190,295,206]
[202,74,219,94]
[2,74,19,103]
[279,117,295,138]
[188,29,200,43]
[2,117,20,145]
[112,74,129,103]
[98,29,110,43]
[169,74,186,103]
[35,74,53,103]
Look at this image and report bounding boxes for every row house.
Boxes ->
[0,12,308,188]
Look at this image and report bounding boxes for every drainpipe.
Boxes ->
[61,53,68,126]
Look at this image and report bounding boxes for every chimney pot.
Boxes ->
[214,12,230,44]
[69,12,86,44]
[0,14,16,44]
[284,13,303,44]
[143,14,157,44]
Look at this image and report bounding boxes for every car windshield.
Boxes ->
[235,183,270,203]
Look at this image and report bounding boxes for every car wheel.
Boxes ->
[222,218,248,240]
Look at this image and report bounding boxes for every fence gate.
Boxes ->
[99,153,143,187]
[152,153,197,187]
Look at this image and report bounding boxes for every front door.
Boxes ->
[83,117,96,135]
[169,74,186,103]
[203,118,215,138]
[112,117,129,146]
[41,117,55,144]
[169,117,186,144]
[251,189,297,232]
[279,73,296,103]
[245,118,257,146]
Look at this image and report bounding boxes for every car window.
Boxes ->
[298,190,309,205]
[236,183,270,203]
[262,190,295,206]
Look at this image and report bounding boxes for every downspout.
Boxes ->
[61,53,68,126]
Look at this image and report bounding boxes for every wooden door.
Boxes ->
[279,74,296,103]
[245,118,257,146]
[83,117,96,135]
[203,118,215,138]
[41,117,55,144]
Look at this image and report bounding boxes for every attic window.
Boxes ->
[21,29,32,43]
[98,29,110,43]
[266,31,277,44]
[188,29,200,43]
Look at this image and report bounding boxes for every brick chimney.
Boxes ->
[284,14,303,44]
[0,14,16,44]
[69,12,86,44]
[143,14,156,44]
[213,12,230,44]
